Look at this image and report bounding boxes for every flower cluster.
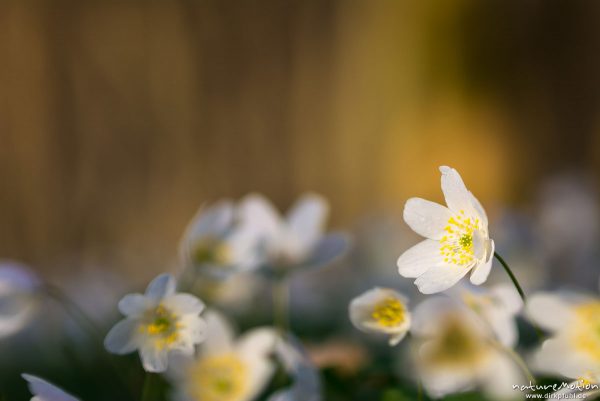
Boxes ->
[5,169,600,401]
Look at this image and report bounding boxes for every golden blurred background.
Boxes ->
[1,1,600,278]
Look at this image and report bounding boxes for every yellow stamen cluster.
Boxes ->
[187,354,248,401]
[372,298,405,327]
[193,237,231,266]
[439,210,480,266]
[573,302,600,361]
[140,305,182,350]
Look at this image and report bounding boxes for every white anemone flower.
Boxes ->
[412,297,524,399]
[0,261,40,338]
[398,166,494,294]
[238,194,349,275]
[527,289,600,385]
[452,283,523,347]
[22,374,79,401]
[349,287,411,346]
[104,273,206,372]
[179,200,264,278]
[168,310,277,401]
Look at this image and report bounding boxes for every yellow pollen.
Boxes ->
[439,213,481,267]
[372,298,405,327]
[572,302,600,361]
[140,305,181,350]
[193,237,231,266]
[186,354,248,401]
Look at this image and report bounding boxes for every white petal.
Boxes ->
[411,296,455,336]
[118,294,149,317]
[414,263,472,294]
[303,233,350,270]
[389,331,408,346]
[22,374,80,401]
[145,274,176,302]
[439,166,477,215]
[201,310,234,354]
[403,198,453,240]
[104,319,140,355]
[468,191,488,226]
[286,193,329,252]
[140,344,169,373]
[162,294,204,315]
[237,327,278,359]
[242,355,276,401]
[533,336,596,379]
[177,314,207,348]
[491,284,523,315]
[526,293,575,332]
[185,201,234,239]
[470,239,494,285]
[239,193,283,242]
[481,352,523,399]
[397,239,444,278]
[485,307,518,348]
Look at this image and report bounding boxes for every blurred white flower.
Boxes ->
[453,283,523,347]
[349,287,411,346]
[398,166,495,294]
[168,310,277,401]
[0,261,40,338]
[180,200,264,278]
[412,297,524,399]
[268,335,321,401]
[104,274,206,372]
[527,289,600,384]
[22,374,79,401]
[239,194,349,276]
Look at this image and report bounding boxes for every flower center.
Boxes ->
[573,302,600,361]
[193,237,231,266]
[187,354,248,401]
[439,211,480,266]
[372,298,405,327]
[140,305,181,350]
[426,316,488,367]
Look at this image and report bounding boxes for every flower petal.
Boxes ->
[140,344,169,372]
[302,233,350,271]
[239,193,283,242]
[238,327,278,359]
[201,310,234,354]
[118,294,149,317]
[469,239,494,285]
[22,374,80,401]
[162,294,204,315]
[439,166,477,216]
[104,318,140,355]
[481,352,523,400]
[403,198,453,240]
[397,239,444,278]
[414,263,472,294]
[286,194,329,252]
[145,274,176,302]
[526,293,575,332]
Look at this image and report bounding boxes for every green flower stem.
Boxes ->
[493,252,526,302]
[417,378,424,401]
[141,372,157,401]
[493,252,545,341]
[273,277,290,335]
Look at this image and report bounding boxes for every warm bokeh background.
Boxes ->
[2,1,600,281]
